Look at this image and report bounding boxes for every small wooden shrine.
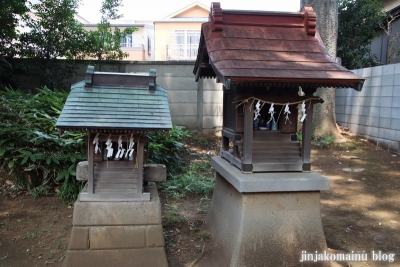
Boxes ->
[194,3,365,173]
[56,66,172,201]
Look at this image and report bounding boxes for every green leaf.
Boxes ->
[52,157,59,164]
[8,160,14,169]
[21,155,30,165]
[29,154,37,162]
[19,150,31,155]
[0,139,9,146]
[0,149,5,156]
[46,156,51,165]
[56,172,64,181]
[70,155,76,162]
[67,164,75,172]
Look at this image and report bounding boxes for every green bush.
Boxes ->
[313,135,335,147]
[147,126,190,177]
[157,161,215,199]
[0,87,86,204]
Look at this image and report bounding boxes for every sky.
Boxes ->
[77,0,301,23]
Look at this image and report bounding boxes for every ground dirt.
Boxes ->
[0,131,399,267]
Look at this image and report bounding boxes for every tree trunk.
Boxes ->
[300,0,345,141]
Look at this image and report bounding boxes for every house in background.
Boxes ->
[154,1,209,61]
[370,0,400,64]
[83,22,155,61]
[74,14,90,24]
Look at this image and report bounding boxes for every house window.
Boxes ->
[168,30,200,60]
[121,34,132,47]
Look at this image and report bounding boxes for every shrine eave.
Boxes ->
[196,69,364,91]
[57,127,170,133]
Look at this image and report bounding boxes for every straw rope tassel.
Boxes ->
[300,101,307,122]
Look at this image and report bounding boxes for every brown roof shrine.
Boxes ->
[193,3,365,173]
[194,3,364,91]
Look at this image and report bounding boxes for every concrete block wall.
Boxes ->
[198,78,223,132]
[12,60,223,132]
[336,63,400,153]
[125,62,202,130]
[87,61,222,132]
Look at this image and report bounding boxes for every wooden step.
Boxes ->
[94,179,138,185]
[94,180,138,189]
[236,141,300,148]
[94,161,137,168]
[253,131,294,141]
[252,151,301,158]
[94,172,138,179]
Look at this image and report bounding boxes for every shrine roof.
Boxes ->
[56,68,172,131]
[193,3,364,91]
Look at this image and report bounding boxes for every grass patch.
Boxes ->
[158,161,215,200]
[313,135,335,147]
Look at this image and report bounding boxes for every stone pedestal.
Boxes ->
[63,185,168,267]
[197,157,330,267]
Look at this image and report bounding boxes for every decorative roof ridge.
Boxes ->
[209,2,223,32]
[209,2,316,32]
[221,10,302,16]
[301,6,317,36]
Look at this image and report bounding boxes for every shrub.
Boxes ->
[0,87,86,204]
[313,135,336,148]
[147,126,190,177]
[157,161,215,199]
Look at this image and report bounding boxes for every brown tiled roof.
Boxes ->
[194,3,364,91]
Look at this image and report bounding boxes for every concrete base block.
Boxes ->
[89,226,146,249]
[64,248,167,267]
[73,186,161,225]
[68,227,89,250]
[197,158,330,267]
[63,185,167,267]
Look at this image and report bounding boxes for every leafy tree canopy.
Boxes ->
[20,0,87,60]
[0,0,29,87]
[85,0,138,61]
[338,0,386,69]
[13,0,90,89]
[1,0,135,89]
[0,0,29,55]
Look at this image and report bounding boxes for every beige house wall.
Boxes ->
[154,3,209,61]
[176,6,209,17]
[154,22,204,61]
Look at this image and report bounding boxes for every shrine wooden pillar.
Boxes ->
[137,136,145,195]
[242,101,253,172]
[301,101,314,171]
[88,133,94,194]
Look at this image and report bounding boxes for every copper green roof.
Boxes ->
[56,73,172,130]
